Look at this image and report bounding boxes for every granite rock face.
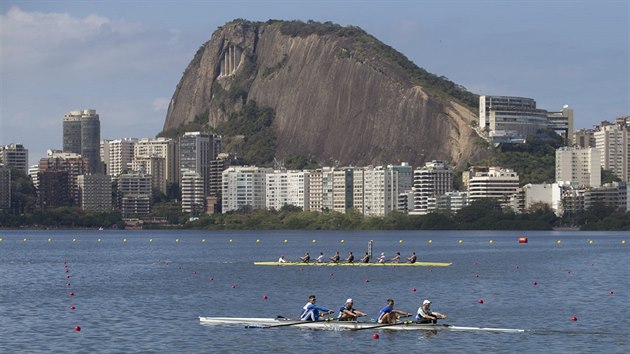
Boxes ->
[164,21,484,167]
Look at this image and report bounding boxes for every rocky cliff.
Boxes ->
[163,20,485,167]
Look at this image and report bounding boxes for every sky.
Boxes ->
[1,0,628,165]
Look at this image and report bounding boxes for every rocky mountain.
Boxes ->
[163,20,486,167]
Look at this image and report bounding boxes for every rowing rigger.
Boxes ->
[198,317,525,333]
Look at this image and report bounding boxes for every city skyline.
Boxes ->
[1,0,628,164]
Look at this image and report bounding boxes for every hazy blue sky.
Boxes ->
[1,0,628,164]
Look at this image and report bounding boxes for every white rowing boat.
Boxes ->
[198,317,525,333]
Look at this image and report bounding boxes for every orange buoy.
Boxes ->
[518,237,528,244]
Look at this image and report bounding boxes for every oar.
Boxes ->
[354,315,414,331]
[246,316,337,329]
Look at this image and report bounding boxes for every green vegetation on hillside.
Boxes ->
[474,129,564,185]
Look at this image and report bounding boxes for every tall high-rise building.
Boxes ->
[134,137,179,185]
[63,109,102,173]
[102,138,137,177]
[0,166,10,209]
[266,170,310,211]
[595,124,628,182]
[353,166,398,216]
[0,143,29,174]
[181,171,205,213]
[179,132,220,196]
[118,173,152,217]
[130,156,167,194]
[221,166,271,213]
[410,160,452,215]
[555,147,601,187]
[77,174,112,212]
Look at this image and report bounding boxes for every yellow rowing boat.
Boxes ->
[253,261,452,267]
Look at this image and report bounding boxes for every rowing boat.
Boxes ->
[254,261,452,267]
[198,317,525,333]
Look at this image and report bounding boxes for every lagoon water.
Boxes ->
[0,230,628,353]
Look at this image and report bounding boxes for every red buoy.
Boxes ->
[518,237,528,244]
[475,274,480,278]
[192,271,197,275]
[372,333,379,339]
[478,299,484,304]
[70,306,76,310]
[412,288,416,292]
[66,275,71,279]
[532,281,538,286]
[231,284,236,288]
[365,279,370,283]
[66,283,71,287]
[74,326,81,331]
[262,295,268,300]
[571,316,577,321]
[69,292,75,296]
[609,291,614,295]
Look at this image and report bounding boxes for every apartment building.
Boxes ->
[77,174,112,212]
[221,166,271,213]
[555,147,601,187]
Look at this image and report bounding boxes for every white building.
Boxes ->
[266,170,310,211]
[308,167,334,212]
[353,166,398,216]
[101,138,137,177]
[134,137,179,185]
[77,174,112,212]
[467,167,520,207]
[521,183,563,215]
[410,160,452,215]
[434,191,469,212]
[595,124,628,182]
[222,166,271,213]
[555,147,601,187]
[181,171,205,213]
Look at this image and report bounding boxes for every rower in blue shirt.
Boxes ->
[377,298,411,324]
[300,295,334,321]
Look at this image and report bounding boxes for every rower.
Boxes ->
[338,298,367,321]
[377,299,411,324]
[300,295,334,321]
[416,299,446,323]
[360,252,370,263]
[346,251,354,263]
[330,251,340,263]
[316,252,324,263]
[391,252,401,263]
[377,252,386,263]
[300,252,310,263]
[407,252,417,263]
[278,255,287,263]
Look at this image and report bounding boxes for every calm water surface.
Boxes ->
[0,230,628,353]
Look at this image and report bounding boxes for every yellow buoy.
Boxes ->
[458,240,463,244]
[48,238,53,242]
[256,239,260,243]
[228,239,232,243]
[72,238,77,243]
[284,239,288,243]
[23,238,27,242]
[341,240,345,243]
[123,238,127,243]
[0,237,3,242]
[622,240,626,245]
[489,240,494,244]
[588,240,593,244]
[202,239,206,243]
[312,239,316,243]
[149,238,153,243]
[97,238,102,243]
[176,239,180,243]
[557,240,561,245]
[428,240,432,244]
[399,240,403,244]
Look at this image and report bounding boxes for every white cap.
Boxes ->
[346,298,353,303]
[423,300,431,305]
